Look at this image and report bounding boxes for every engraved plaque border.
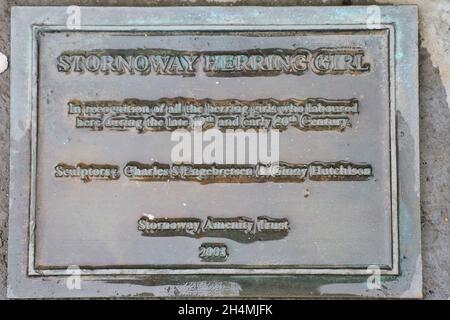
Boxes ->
[27,25,398,276]
[8,6,421,298]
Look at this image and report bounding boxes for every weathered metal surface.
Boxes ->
[8,6,421,298]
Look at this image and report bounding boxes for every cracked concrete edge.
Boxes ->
[0,0,449,300]
[418,46,450,300]
[0,0,11,302]
[376,0,450,109]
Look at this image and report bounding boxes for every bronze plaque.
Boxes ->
[8,6,421,298]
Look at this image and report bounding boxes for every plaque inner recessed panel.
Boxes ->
[33,30,394,272]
